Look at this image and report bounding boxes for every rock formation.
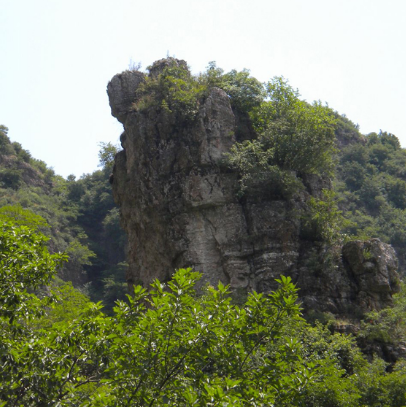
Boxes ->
[107,58,400,318]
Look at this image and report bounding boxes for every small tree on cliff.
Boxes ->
[255,77,336,174]
[98,141,119,171]
[200,62,265,113]
[132,59,206,123]
[226,77,337,196]
[132,58,266,124]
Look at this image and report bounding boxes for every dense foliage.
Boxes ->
[132,59,265,125]
[334,125,406,270]
[1,222,406,406]
[0,128,127,308]
[132,61,206,123]
[222,73,336,198]
[249,77,336,175]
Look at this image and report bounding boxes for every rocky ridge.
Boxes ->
[107,59,400,318]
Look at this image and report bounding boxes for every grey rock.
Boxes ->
[107,70,145,124]
[298,240,400,317]
[107,59,400,318]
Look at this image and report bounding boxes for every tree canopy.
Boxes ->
[2,220,406,406]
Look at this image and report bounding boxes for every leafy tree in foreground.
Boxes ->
[0,222,66,325]
[0,222,67,405]
[102,271,311,406]
[0,220,313,405]
[2,221,406,406]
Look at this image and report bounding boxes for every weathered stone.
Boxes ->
[107,70,145,124]
[298,239,400,317]
[107,59,400,318]
[342,239,400,309]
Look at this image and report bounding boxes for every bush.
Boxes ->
[250,77,337,174]
[304,189,348,244]
[199,63,265,113]
[133,59,266,124]
[225,138,304,198]
[226,77,337,199]
[0,125,13,155]
[133,59,206,123]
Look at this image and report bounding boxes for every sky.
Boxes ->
[1,0,405,178]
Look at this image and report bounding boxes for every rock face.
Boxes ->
[297,239,399,316]
[108,59,400,318]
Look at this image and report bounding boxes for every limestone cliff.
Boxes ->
[107,59,400,318]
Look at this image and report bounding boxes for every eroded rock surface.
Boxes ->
[107,59,400,317]
[298,239,399,317]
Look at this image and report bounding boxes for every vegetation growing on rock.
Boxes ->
[1,56,406,404]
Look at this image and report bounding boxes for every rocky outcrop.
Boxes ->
[107,59,400,318]
[298,239,399,317]
[107,70,145,125]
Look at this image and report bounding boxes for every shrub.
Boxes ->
[133,59,206,123]
[225,77,337,200]
[304,189,348,244]
[249,77,337,175]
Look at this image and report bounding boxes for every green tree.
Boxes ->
[359,282,406,347]
[0,227,318,407]
[0,222,66,324]
[0,222,68,404]
[226,77,337,198]
[304,189,348,244]
[2,239,406,406]
[38,279,93,327]
[200,63,265,113]
[225,137,304,198]
[133,60,206,123]
[0,204,48,231]
[249,77,337,175]
[0,168,22,189]
[98,142,119,171]
[0,221,107,406]
[0,125,13,155]
[95,270,312,406]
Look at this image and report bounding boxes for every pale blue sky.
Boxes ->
[1,0,405,177]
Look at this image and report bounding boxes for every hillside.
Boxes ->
[0,125,127,308]
[335,121,406,273]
